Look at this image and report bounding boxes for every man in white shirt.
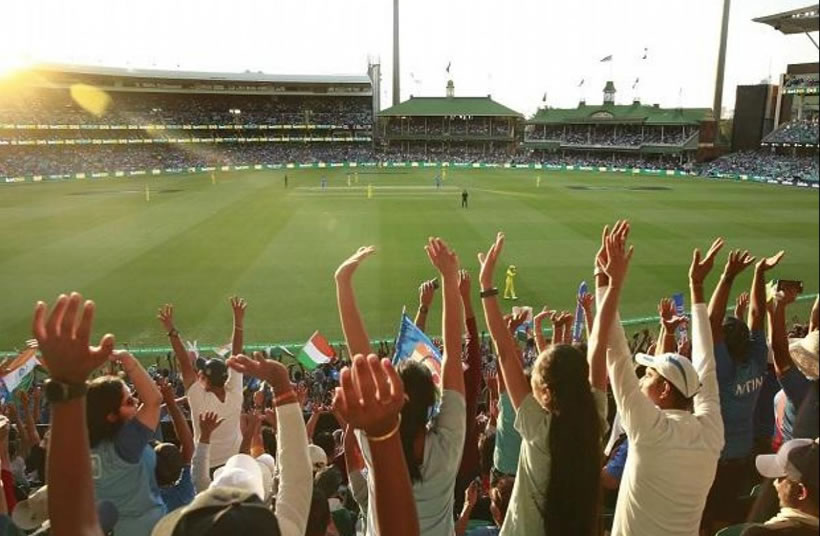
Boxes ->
[603,237,726,536]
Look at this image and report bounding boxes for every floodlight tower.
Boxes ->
[713,0,732,120]
[393,0,401,106]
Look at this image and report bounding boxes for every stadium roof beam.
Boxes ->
[754,4,820,49]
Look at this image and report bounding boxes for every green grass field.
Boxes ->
[1,168,817,354]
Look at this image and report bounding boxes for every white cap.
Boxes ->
[12,485,48,530]
[635,352,701,399]
[309,444,328,472]
[789,330,819,380]
[755,438,816,481]
[211,454,265,501]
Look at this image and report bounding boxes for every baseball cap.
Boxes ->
[151,487,280,536]
[756,438,819,490]
[12,486,119,533]
[635,352,701,399]
[309,444,328,472]
[195,358,228,387]
[211,454,266,501]
[789,330,819,380]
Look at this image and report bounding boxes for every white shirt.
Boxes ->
[186,368,243,468]
[606,298,724,536]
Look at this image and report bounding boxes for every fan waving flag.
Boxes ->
[393,312,442,388]
[573,281,588,342]
[1,347,41,395]
[297,331,335,371]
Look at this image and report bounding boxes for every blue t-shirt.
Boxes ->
[492,393,522,476]
[715,329,768,459]
[604,439,629,482]
[160,465,195,512]
[467,526,500,536]
[779,367,812,442]
[753,365,779,440]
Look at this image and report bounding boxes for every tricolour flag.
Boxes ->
[297,331,335,371]
[573,281,588,342]
[1,348,40,394]
[600,55,613,63]
[672,293,688,342]
[393,312,442,388]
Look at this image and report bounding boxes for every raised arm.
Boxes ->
[33,292,115,536]
[425,237,465,395]
[734,291,750,323]
[228,353,312,536]
[414,280,437,332]
[333,354,419,536]
[708,249,755,342]
[751,251,785,332]
[335,246,375,357]
[230,296,247,356]
[158,304,197,390]
[115,351,163,432]
[159,379,194,463]
[532,307,550,355]
[770,284,799,377]
[192,412,223,493]
[657,298,687,355]
[478,233,530,409]
[579,291,595,341]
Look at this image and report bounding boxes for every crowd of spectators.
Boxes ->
[527,125,695,146]
[701,151,820,184]
[383,119,512,138]
[0,90,373,128]
[784,77,819,91]
[3,226,818,536]
[763,119,819,146]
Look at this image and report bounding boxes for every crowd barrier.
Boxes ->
[2,160,818,188]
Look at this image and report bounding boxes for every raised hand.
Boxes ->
[335,246,375,281]
[533,306,552,325]
[478,232,505,290]
[723,249,756,279]
[425,237,460,278]
[464,480,480,509]
[157,304,175,332]
[199,411,224,442]
[689,238,725,285]
[458,270,472,301]
[156,377,175,404]
[595,224,610,273]
[230,296,247,324]
[659,297,687,331]
[32,292,115,384]
[419,280,437,308]
[332,354,405,438]
[734,291,750,319]
[505,311,528,334]
[598,220,634,286]
[756,251,785,273]
[578,292,594,312]
[227,352,291,392]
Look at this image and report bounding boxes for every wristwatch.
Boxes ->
[480,287,499,298]
[44,379,88,404]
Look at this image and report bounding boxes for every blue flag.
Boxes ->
[573,281,588,342]
[393,313,443,388]
[672,293,688,342]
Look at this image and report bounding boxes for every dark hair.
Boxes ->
[722,316,751,364]
[305,489,330,536]
[491,475,515,524]
[534,345,601,536]
[313,431,335,461]
[87,376,127,448]
[154,443,184,487]
[397,360,436,483]
[262,426,277,456]
[314,466,342,499]
[478,429,496,478]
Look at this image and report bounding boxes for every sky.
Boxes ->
[0,0,817,117]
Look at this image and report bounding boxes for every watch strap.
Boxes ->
[480,287,499,298]
[45,379,88,404]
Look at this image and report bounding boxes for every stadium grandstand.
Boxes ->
[522,81,711,171]
[0,63,379,179]
[376,80,522,163]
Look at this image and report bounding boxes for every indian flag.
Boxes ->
[297,331,335,370]
[1,347,41,394]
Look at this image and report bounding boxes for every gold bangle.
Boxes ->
[273,391,297,407]
[366,414,402,442]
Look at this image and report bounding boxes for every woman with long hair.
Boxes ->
[86,350,164,536]
[476,232,609,536]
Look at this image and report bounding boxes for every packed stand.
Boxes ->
[763,119,819,146]
[526,125,695,146]
[701,151,820,183]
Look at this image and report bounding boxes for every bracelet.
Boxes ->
[480,288,499,298]
[167,328,179,338]
[418,305,429,314]
[273,391,297,407]
[366,414,402,442]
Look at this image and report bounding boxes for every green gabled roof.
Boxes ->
[528,102,712,125]
[379,96,523,118]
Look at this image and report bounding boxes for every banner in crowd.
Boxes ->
[0,347,40,398]
[573,280,588,342]
[393,313,442,387]
[672,293,688,342]
[297,331,335,371]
